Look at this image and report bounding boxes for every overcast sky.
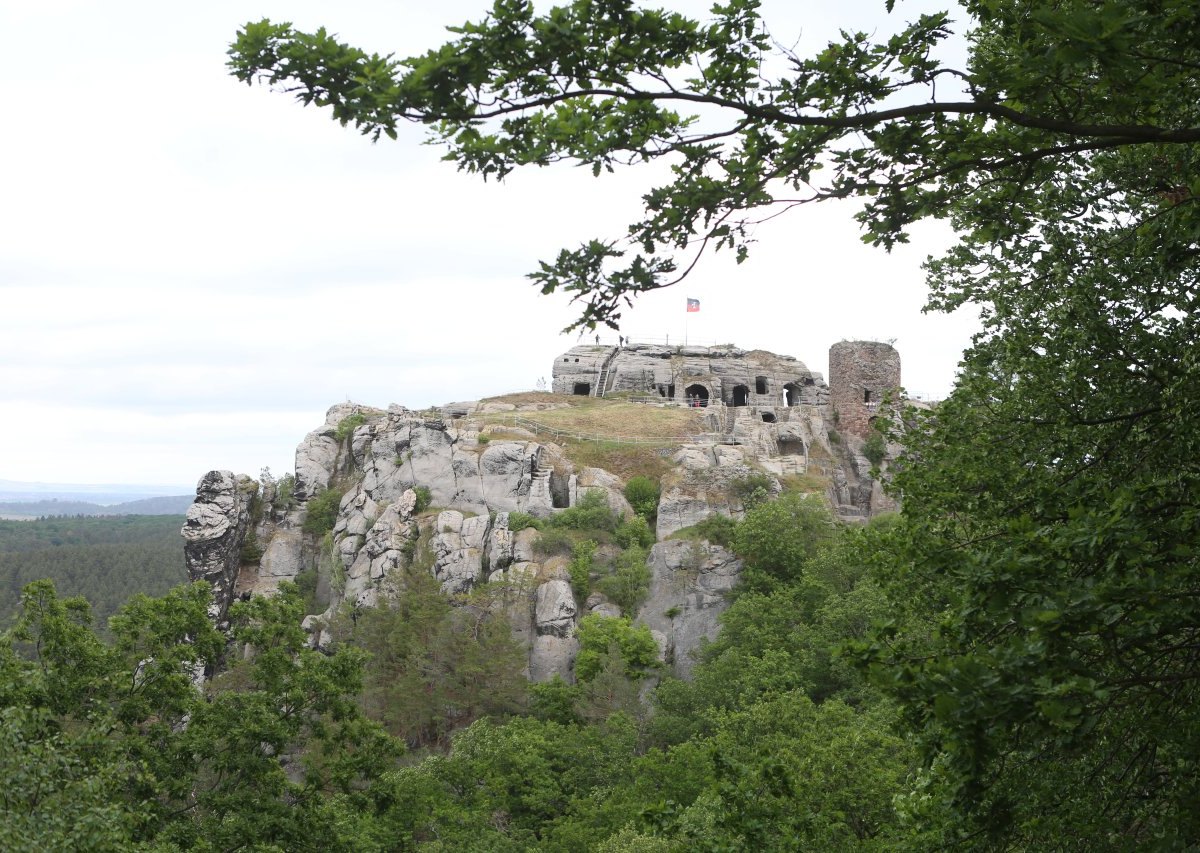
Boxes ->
[0,0,977,490]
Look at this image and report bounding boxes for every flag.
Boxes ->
[686,298,700,312]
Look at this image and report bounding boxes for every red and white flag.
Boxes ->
[686,298,700,312]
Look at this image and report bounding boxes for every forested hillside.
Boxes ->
[0,516,186,633]
[1,492,917,850]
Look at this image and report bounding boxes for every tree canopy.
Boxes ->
[227,1,1200,844]
[228,0,1200,327]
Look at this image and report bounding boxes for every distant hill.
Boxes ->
[0,478,195,505]
[0,495,194,519]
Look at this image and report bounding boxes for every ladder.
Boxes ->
[594,347,620,397]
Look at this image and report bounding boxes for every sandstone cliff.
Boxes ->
[183,342,906,683]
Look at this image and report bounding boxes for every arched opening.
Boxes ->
[760,412,777,423]
[783,382,802,407]
[755,376,768,394]
[731,384,750,406]
[573,382,591,396]
[685,384,709,407]
[779,437,806,455]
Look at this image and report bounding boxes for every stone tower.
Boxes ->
[828,341,901,438]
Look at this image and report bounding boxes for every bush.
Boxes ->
[827,429,842,444]
[568,540,596,602]
[302,487,346,536]
[505,511,543,532]
[863,431,886,467]
[412,485,433,514]
[615,515,655,549]
[623,475,660,522]
[334,412,367,443]
[731,472,774,509]
[534,526,575,558]
[597,545,651,614]
[731,493,834,581]
[549,489,620,533]
[692,513,738,547]
[239,530,264,565]
[574,614,660,681]
[273,473,297,511]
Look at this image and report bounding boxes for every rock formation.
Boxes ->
[182,340,908,685]
[181,470,256,626]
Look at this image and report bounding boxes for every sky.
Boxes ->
[0,0,978,490]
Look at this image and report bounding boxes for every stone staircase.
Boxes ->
[528,456,558,506]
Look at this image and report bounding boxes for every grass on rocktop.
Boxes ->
[478,396,702,481]
[480,397,702,441]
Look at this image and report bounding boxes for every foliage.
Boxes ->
[239,528,264,564]
[273,472,297,511]
[862,430,887,467]
[548,488,620,532]
[731,492,835,584]
[567,538,596,603]
[411,485,432,514]
[532,525,575,559]
[302,486,346,536]
[730,472,775,509]
[622,475,660,522]
[0,515,186,636]
[673,513,739,548]
[341,567,528,748]
[614,514,654,549]
[574,614,659,682]
[334,412,367,443]
[0,580,399,850]
[505,510,543,532]
[596,544,652,614]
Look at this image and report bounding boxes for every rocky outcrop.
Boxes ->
[655,444,768,539]
[635,540,742,679]
[432,510,491,594]
[535,579,577,638]
[343,489,420,606]
[181,470,256,625]
[187,337,911,690]
[552,342,827,408]
[297,405,562,519]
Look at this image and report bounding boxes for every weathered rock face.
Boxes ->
[343,489,420,606]
[432,510,491,594]
[655,444,768,539]
[181,470,255,625]
[190,337,911,688]
[635,540,742,679]
[552,343,827,409]
[298,405,561,518]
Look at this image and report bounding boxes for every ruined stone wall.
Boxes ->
[828,341,901,438]
[550,343,828,409]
